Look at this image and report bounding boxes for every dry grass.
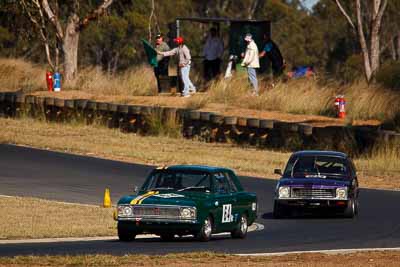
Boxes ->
[0,58,44,93]
[0,117,399,190]
[0,251,399,266]
[207,76,400,122]
[0,58,157,97]
[0,117,288,177]
[1,58,399,124]
[145,109,182,138]
[0,196,115,239]
[70,66,157,97]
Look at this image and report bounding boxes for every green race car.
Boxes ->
[116,165,257,242]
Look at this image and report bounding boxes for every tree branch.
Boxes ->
[41,0,64,40]
[20,0,55,70]
[334,0,356,30]
[79,0,115,31]
[374,0,388,32]
[148,0,155,41]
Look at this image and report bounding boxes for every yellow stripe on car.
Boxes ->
[130,191,159,205]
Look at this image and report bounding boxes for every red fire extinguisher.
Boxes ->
[334,95,346,119]
[46,71,53,92]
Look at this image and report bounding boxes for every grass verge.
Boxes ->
[0,117,399,190]
[0,251,399,266]
[0,196,115,240]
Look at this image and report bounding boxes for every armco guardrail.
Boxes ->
[1,92,399,155]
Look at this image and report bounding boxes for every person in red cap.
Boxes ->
[157,36,196,97]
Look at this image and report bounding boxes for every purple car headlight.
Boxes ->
[278,186,290,198]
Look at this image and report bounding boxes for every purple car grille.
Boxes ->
[132,205,180,218]
[291,188,336,199]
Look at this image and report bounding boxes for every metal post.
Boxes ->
[176,19,181,93]
[176,19,180,37]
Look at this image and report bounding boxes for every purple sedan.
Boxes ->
[273,151,359,218]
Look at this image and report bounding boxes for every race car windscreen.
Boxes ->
[142,170,212,192]
[283,156,350,178]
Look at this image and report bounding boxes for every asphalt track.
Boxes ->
[1,144,400,256]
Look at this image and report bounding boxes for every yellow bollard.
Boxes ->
[103,188,112,208]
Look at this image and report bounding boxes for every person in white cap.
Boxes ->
[241,33,260,95]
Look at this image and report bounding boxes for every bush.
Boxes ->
[376,61,400,90]
[338,54,364,84]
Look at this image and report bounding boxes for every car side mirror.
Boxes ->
[274,169,282,175]
[133,186,138,194]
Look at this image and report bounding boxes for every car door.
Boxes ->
[225,171,246,220]
[213,172,236,232]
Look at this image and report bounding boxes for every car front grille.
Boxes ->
[132,205,181,218]
[291,188,336,199]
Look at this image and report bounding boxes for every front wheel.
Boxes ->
[117,223,136,242]
[344,199,358,218]
[231,214,248,239]
[196,216,213,242]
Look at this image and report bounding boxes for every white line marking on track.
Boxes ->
[236,247,400,256]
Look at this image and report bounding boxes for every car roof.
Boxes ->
[156,165,233,173]
[291,150,348,159]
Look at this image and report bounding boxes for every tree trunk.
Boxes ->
[389,37,397,60]
[355,0,372,82]
[370,27,380,77]
[95,49,103,72]
[397,33,400,60]
[63,14,80,82]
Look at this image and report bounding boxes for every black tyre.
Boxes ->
[117,223,136,242]
[196,216,213,242]
[160,233,175,241]
[231,214,248,239]
[344,199,358,218]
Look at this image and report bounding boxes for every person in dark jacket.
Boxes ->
[154,33,170,93]
[259,35,284,77]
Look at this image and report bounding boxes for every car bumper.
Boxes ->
[118,219,201,235]
[276,199,350,210]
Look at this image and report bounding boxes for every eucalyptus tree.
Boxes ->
[334,0,388,82]
[19,0,115,82]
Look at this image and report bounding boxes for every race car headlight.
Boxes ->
[180,207,196,219]
[278,186,290,198]
[118,205,133,217]
[336,187,348,199]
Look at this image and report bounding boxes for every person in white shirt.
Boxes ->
[241,33,260,96]
[203,28,224,81]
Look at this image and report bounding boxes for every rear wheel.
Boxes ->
[231,214,248,239]
[196,216,213,242]
[117,223,136,242]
